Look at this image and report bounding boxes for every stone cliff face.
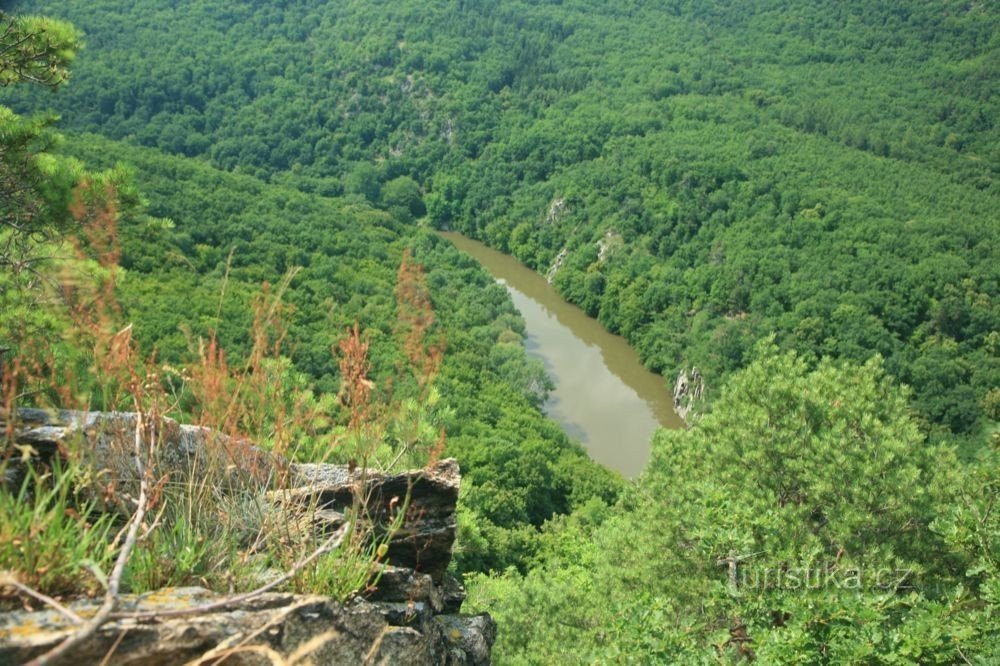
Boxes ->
[0,409,496,665]
[672,367,705,423]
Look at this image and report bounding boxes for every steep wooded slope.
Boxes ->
[8,0,997,438]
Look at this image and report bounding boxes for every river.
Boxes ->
[439,232,683,478]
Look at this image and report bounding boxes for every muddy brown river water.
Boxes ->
[440,232,683,477]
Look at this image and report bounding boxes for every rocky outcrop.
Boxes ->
[543,198,569,282]
[546,247,567,283]
[545,197,567,225]
[281,460,460,583]
[0,409,495,664]
[672,367,705,423]
[596,230,621,264]
[2,408,272,513]
[0,585,495,665]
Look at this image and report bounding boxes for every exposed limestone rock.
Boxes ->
[368,566,444,611]
[0,586,496,665]
[672,367,705,422]
[542,197,570,282]
[596,230,621,263]
[2,408,272,512]
[436,614,497,666]
[282,459,460,583]
[545,197,567,225]
[439,574,469,615]
[0,409,495,664]
[4,409,461,583]
[546,247,568,283]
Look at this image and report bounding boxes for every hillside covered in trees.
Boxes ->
[2,0,998,662]
[10,0,997,442]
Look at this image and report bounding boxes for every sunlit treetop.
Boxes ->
[0,12,81,91]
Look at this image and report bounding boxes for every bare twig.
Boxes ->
[25,407,153,666]
[363,625,389,666]
[186,644,285,666]
[97,629,128,666]
[187,599,333,666]
[955,642,973,666]
[0,575,84,625]
[110,522,350,621]
[286,630,340,665]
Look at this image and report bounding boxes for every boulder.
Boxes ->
[283,459,460,583]
[2,409,272,511]
[0,586,496,665]
[5,409,461,582]
[0,409,494,663]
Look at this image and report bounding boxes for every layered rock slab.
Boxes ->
[0,586,495,665]
[1,409,493,664]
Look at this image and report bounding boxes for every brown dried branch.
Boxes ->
[109,521,350,622]
[24,404,153,666]
[0,574,84,625]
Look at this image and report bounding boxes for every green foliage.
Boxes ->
[469,345,998,662]
[124,480,267,593]
[0,10,86,283]
[49,132,615,574]
[646,343,929,568]
[289,532,390,602]
[929,438,1000,648]
[381,175,425,223]
[0,459,116,598]
[0,12,80,90]
[10,0,995,437]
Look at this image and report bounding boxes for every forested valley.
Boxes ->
[1,0,997,662]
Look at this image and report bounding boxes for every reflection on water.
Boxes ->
[440,232,683,477]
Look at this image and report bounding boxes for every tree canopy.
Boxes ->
[469,344,998,662]
[6,0,996,440]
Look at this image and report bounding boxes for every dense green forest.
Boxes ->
[8,0,997,442]
[2,0,998,662]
